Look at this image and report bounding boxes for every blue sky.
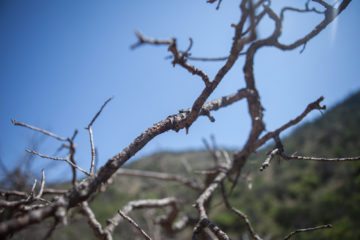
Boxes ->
[1,0,359,180]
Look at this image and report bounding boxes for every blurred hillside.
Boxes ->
[11,91,360,239]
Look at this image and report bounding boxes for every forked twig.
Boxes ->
[86,97,113,176]
[26,149,90,176]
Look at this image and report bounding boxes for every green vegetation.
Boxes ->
[21,91,360,239]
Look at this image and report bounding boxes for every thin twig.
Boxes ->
[87,97,113,129]
[67,129,78,185]
[221,182,262,240]
[259,148,279,171]
[105,197,178,236]
[36,170,46,199]
[26,149,90,176]
[80,201,109,239]
[0,189,67,198]
[283,224,332,240]
[11,120,67,142]
[192,218,230,240]
[281,154,360,162]
[255,96,326,149]
[231,207,262,240]
[130,31,173,50]
[86,97,113,176]
[193,151,232,239]
[118,210,153,240]
[28,179,38,200]
[88,127,96,176]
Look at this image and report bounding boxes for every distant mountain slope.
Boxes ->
[20,91,359,240]
[224,91,360,239]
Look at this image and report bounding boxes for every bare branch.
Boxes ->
[43,189,67,195]
[0,189,67,198]
[169,40,211,86]
[11,120,67,142]
[130,31,173,50]
[86,97,113,129]
[231,207,262,240]
[67,134,78,186]
[281,153,360,162]
[259,148,279,171]
[187,55,228,62]
[118,210,153,240]
[221,182,262,240]
[36,170,46,199]
[80,201,109,239]
[275,0,351,51]
[255,96,326,149]
[193,151,232,239]
[104,197,178,238]
[28,179,38,199]
[283,224,332,240]
[0,198,31,208]
[192,218,230,240]
[86,97,113,176]
[26,149,90,176]
[87,127,96,176]
[0,86,249,237]
[194,160,230,219]
[0,1,354,239]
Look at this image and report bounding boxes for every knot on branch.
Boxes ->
[168,111,189,133]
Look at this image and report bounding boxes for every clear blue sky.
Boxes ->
[1,0,359,180]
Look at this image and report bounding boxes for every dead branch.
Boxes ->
[259,148,279,171]
[0,1,355,239]
[80,201,109,239]
[231,207,261,240]
[118,210,153,240]
[12,120,67,142]
[0,189,67,198]
[86,97,113,176]
[130,31,173,50]
[283,224,332,240]
[253,96,326,152]
[193,151,232,239]
[221,178,262,240]
[281,153,360,162]
[36,170,45,199]
[192,218,231,240]
[26,149,90,176]
[104,197,178,238]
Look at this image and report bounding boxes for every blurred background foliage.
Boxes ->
[7,91,360,239]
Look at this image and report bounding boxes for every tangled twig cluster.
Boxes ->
[0,1,358,239]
